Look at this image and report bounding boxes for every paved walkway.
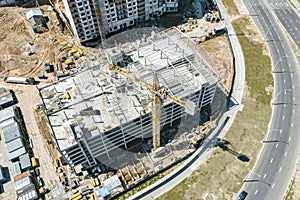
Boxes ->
[290,0,300,12]
[128,0,245,199]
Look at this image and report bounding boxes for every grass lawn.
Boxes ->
[157,4,273,200]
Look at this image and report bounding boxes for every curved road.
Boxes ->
[238,0,300,199]
[128,1,246,199]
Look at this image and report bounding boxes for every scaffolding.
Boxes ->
[39,28,219,170]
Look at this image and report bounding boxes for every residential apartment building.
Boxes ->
[62,0,178,44]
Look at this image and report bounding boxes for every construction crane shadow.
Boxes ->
[218,140,250,162]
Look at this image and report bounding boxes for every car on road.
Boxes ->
[237,191,248,200]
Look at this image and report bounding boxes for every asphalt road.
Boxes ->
[270,0,300,49]
[238,0,300,199]
[128,0,246,198]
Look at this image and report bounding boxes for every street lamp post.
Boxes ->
[243,171,271,186]
[263,129,282,142]
[272,89,291,105]
[272,55,289,73]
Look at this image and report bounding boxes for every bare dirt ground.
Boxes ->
[199,35,233,93]
[0,5,72,80]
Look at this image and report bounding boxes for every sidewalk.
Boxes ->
[128,0,245,199]
[290,0,300,12]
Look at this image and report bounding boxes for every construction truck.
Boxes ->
[4,77,35,85]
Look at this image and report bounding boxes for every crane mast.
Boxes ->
[108,64,195,149]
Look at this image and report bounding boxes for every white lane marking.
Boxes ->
[270,158,273,163]
[263,173,267,178]
[276,143,278,148]
[272,183,275,188]
[255,189,258,195]
[284,79,286,84]
[285,151,287,156]
[292,123,293,127]
[293,109,295,114]
[282,115,285,120]
[292,85,294,89]
[279,167,282,172]
[284,104,286,107]
[289,137,291,141]
[277,48,279,52]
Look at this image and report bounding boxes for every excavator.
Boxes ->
[108,64,196,149]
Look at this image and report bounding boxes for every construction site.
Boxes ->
[39,26,219,170]
[0,1,233,199]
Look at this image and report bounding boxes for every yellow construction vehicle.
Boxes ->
[187,18,197,25]
[33,23,49,33]
[108,64,196,149]
[64,59,74,65]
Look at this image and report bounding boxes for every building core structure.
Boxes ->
[62,0,178,44]
[38,27,218,171]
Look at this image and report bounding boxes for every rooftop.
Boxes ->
[3,122,22,143]
[0,105,16,122]
[39,27,218,150]
[0,91,15,106]
[6,138,24,153]
[8,147,26,161]
[19,153,31,170]
[16,183,38,200]
[25,9,43,20]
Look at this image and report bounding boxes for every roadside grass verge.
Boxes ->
[222,0,239,15]
[158,13,273,200]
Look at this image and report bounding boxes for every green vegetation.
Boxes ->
[288,0,297,9]
[222,0,239,15]
[158,4,273,200]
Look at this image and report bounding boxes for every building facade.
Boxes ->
[62,0,178,44]
[39,28,219,171]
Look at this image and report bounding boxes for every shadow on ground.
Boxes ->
[218,139,250,162]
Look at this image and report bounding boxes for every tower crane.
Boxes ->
[108,64,196,149]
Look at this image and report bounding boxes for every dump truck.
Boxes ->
[4,77,35,85]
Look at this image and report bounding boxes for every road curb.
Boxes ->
[127,1,246,199]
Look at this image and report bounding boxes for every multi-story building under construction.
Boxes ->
[38,27,218,171]
[62,0,178,44]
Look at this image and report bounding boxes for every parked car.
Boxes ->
[37,177,43,187]
[34,168,40,176]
